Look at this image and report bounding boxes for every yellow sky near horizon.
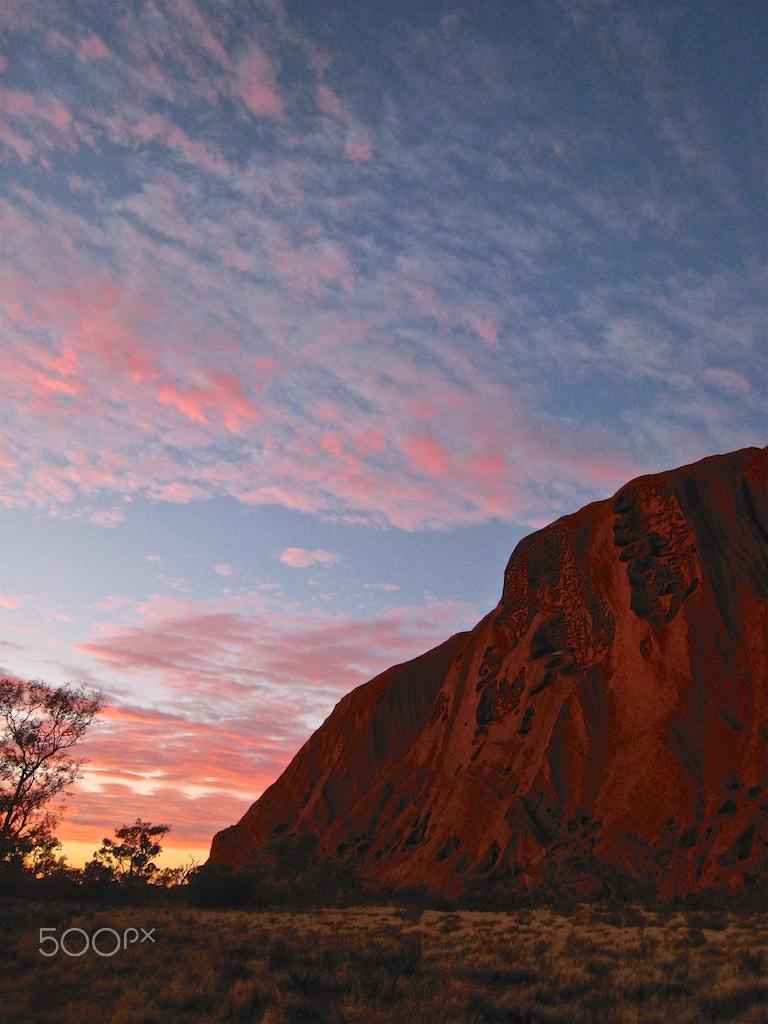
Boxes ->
[59,839,210,872]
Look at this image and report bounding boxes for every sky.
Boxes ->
[1,0,765,868]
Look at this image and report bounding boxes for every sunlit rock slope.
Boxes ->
[210,447,767,899]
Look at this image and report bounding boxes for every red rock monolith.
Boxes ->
[209,446,767,899]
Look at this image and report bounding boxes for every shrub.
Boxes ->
[187,863,254,907]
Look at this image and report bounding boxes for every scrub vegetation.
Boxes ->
[1,898,766,1024]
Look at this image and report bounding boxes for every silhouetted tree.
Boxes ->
[89,819,170,885]
[25,829,69,878]
[0,677,103,866]
[155,856,199,888]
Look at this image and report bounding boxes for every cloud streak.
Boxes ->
[78,591,473,715]
[58,589,476,850]
[279,548,343,569]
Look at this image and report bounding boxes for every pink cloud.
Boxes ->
[211,372,263,431]
[307,320,371,353]
[316,402,341,422]
[155,372,260,431]
[78,593,473,708]
[469,451,509,484]
[57,701,285,850]
[278,548,343,569]
[356,429,387,455]
[0,89,78,163]
[77,35,110,61]
[87,507,125,527]
[317,84,347,120]
[147,482,209,504]
[269,234,354,295]
[2,340,85,410]
[2,232,270,509]
[403,434,453,477]
[316,84,374,162]
[320,434,342,456]
[0,596,24,609]
[344,137,374,162]
[703,367,752,397]
[1,125,35,163]
[156,383,210,424]
[1,89,72,129]
[107,111,226,174]
[470,315,499,345]
[234,43,284,117]
[250,355,281,389]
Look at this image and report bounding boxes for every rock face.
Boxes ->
[209,447,768,899]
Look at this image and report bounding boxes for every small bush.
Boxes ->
[399,933,423,976]
[397,904,424,924]
[267,933,341,995]
[738,949,766,977]
[220,979,270,1022]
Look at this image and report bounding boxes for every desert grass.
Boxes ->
[1,898,766,1023]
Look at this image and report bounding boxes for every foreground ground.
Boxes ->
[1,899,766,1023]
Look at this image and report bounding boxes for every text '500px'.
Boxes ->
[39,927,156,957]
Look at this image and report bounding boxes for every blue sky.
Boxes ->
[1,0,765,864]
